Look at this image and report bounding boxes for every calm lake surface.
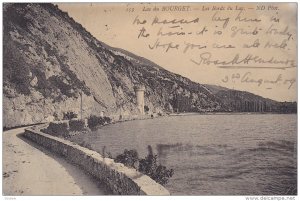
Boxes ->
[71,114,297,195]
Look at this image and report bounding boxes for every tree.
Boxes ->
[144,105,150,113]
[138,145,174,185]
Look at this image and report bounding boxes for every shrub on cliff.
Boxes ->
[69,119,85,131]
[42,122,69,137]
[63,111,78,120]
[87,115,105,129]
[103,116,111,124]
[144,105,149,113]
[115,149,139,169]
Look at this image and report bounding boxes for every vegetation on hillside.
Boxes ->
[2,3,296,128]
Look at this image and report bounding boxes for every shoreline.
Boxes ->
[3,111,296,131]
[82,111,296,132]
[68,114,297,195]
[168,112,297,116]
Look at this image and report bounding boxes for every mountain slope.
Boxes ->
[3,3,119,127]
[204,84,297,113]
[3,3,295,128]
[3,3,227,128]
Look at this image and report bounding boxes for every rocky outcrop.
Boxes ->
[3,3,116,127]
[3,3,229,128]
[5,3,293,128]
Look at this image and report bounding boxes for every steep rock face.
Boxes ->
[3,3,116,127]
[3,3,227,128]
[4,3,294,128]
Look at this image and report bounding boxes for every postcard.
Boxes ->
[2,2,297,197]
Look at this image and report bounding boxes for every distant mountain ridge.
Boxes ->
[3,3,296,128]
[204,84,296,113]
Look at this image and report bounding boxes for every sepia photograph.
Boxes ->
[2,2,297,198]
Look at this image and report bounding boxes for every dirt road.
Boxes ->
[3,127,110,195]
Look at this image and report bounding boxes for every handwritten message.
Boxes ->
[127,3,297,94]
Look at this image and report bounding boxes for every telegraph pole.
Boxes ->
[80,89,83,119]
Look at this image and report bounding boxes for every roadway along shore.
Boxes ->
[3,126,110,195]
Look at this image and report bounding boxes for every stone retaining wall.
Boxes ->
[23,128,170,195]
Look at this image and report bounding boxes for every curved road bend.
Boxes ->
[3,127,110,195]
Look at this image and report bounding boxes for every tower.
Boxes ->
[134,85,145,115]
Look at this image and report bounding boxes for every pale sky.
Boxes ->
[58,3,297,102]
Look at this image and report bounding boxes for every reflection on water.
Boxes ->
[70,114,297,195]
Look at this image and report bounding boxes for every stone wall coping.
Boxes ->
[24,128,170,195]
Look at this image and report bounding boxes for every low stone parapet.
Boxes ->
[23,128,170,195]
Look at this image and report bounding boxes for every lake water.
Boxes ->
[70,114,297,195]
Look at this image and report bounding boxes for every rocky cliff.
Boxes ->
[3,3,295,128]
[3,3,227,128]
